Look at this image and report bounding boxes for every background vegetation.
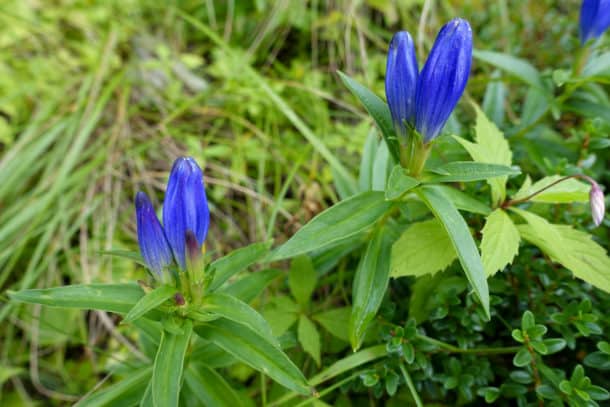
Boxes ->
[0,0,608,405]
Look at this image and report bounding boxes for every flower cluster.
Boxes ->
[580,0,610,44]
[385,18,472,144]
[135,157,210,283]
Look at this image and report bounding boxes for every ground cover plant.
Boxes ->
[0,0,609,405]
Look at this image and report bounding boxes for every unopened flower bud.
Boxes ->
[590,181,605,227]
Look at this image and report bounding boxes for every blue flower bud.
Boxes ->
[385,31,419,137]
[580,0,610,44]
[135,191,174,277]
[163,157,210,269]
[414,18,472,142]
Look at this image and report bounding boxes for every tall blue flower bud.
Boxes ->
[414,18,472,142]
[135,191,174,278]
[385,31,419,137]
[580,0,610,44]
[163,157,210,269]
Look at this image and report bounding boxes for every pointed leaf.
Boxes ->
[313,307,351,342]
[425,162,519,183]
[194,318,310,395]
[435,185,492,215]
[473,50,543,88]
[289,255,317,307]
[77,367,152,407]
[184,364,245,407]
[152,320,192,407]
[511,175,590,203]
[8,283,147,315]
[480,209,520,276]
[123,285,177,323]
[220,269,281,303]
[209,241,271,290]
[385,165,420,200]
[202,292,279,347]
[298,315,321,366]
[417,185,490,318]
[270,192,392,261]
[337,71,400,162]
[350,227,392,350]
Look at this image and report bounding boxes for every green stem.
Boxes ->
[502,174,594,208]
[399,362,423,407]
[417,334,521,354]
[293,372,361,407]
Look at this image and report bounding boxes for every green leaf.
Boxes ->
[220,269,281,303]
[202,292,279,347]
[583,51,610,77]
[358,130,380,192]
[0,366,23,387]
[513,348,532,367]
[77,367,152,407]
[184,364,245,407]
[152,320,192,407]
[337,71,400,162]
[371,138,392,191]
[209,241,271,290]
[425,162,519,183]
[350,227,392,350]
[123,285,177,324]
[480,209,520,276]
[390,219,457,278]
[194,318,310,395]
[435,185,492,215]
[521,310,536,330]
[514,209,610,292]
[289,255,317,307]
[473,49,544,88]
[8,283,147,315]
[417,186,490,318]
[511,175,590,203]
[312,307,351,342]
[270,191,392,261]
[385,165,420,200]
[453,104,512,206]
[298,315,321,366]
[99,250,145,266]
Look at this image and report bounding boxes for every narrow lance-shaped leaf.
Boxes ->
[270,191,392,261]
[337,71,400,162]
[194,318,311,395]
[8,283,146,315]
[417,185,490,318]
[350,226,393,350]
[208,241,271,290]
[152,320,193,407]
[424,162,520,183]
[123,285,177,324]
[184,364,245,407]
[77,367,153,407]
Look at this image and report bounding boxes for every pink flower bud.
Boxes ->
[590,182,605,227]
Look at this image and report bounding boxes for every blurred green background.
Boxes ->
[0,0,600,405]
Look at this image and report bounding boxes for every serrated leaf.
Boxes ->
[385,165,420,200]
[390,219,457,278]
[511,175,590,203]
[337,71,400,162]
[514,209,610,292]
[298,315,321,366]
[209,241,271,290]
[480,209,520,276]
[453,104,512,205]
[270,191,392,261]
[152,320,192,407]
[123,285,177,323]
[313,307,351,342]
[289,255,317,307]
[350,227,392,350]
[417,186,490,318]
[194,318,310,395]
[425,162,520,183]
